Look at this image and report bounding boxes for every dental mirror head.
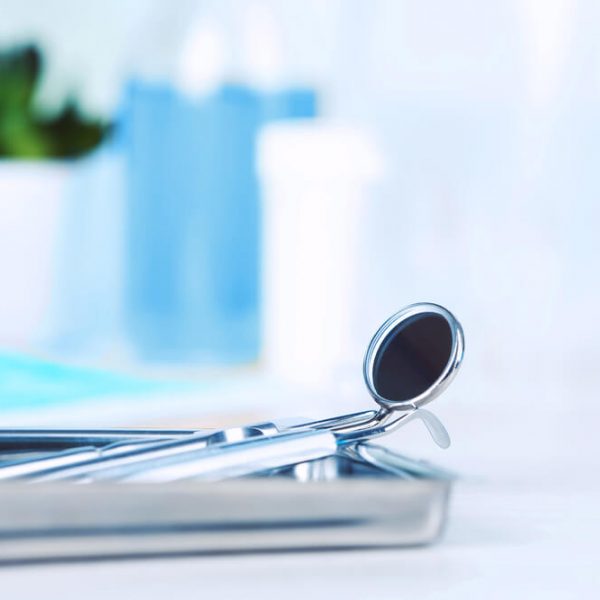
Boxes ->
[363,303,464,412]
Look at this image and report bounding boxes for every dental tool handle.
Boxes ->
[0,437,185,482]
[333,408,450,448]
[0,447,100,481]
[0,428,200,451]
[15,422,282,482]
[40,429,339,483]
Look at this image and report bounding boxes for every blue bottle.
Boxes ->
[119,81,316,363]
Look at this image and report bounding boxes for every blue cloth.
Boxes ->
[0,353,189,411]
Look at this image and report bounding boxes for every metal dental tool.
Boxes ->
[74,429,339,483]
[0,428,202,452]
[0,423,288,482]
[288,302,463,445]
[0,302,463,483]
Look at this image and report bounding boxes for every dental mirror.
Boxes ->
[364,303,463,411]
[327,302,463,445]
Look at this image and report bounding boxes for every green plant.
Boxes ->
[0,44,109,158]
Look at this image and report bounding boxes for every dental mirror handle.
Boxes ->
[332,407,450,448]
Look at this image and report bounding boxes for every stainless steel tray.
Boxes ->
[0,454,451,563]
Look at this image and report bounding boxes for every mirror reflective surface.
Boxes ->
[372,313,453,402]
[364,303,463,410]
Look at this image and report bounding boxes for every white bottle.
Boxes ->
[258,121,384,389]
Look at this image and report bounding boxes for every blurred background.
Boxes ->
[0,0,598,486]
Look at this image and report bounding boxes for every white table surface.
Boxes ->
[3,480,599,600]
